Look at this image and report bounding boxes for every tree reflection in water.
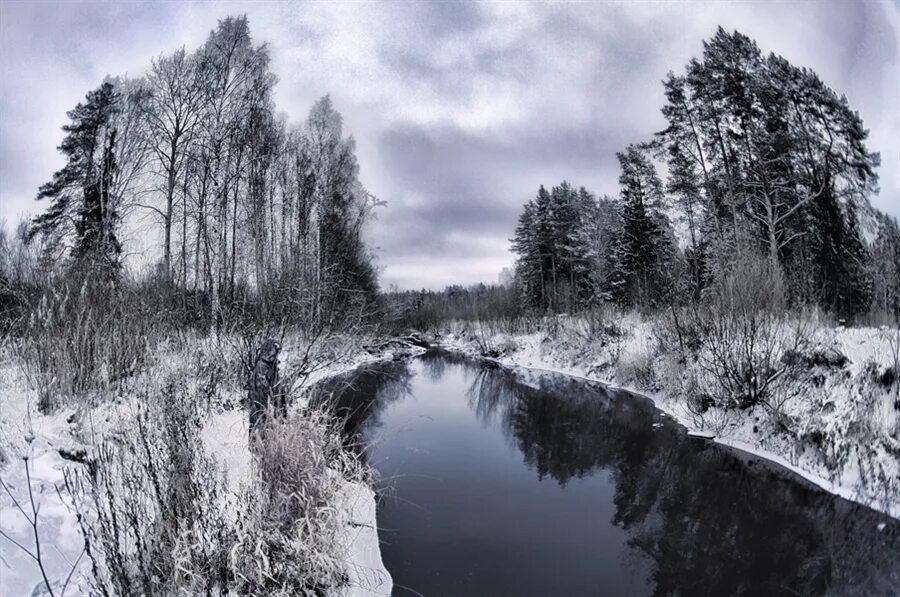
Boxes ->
[329,351,900,596]
[308,358,413,454]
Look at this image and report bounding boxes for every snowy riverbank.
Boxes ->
[0,333,415,596]
[439,315,900,520]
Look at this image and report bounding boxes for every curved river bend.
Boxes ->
[316,350,899,596]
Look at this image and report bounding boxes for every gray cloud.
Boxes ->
[1,0,897,289]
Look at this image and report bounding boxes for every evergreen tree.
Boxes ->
[29,81,124,276]
[547,181,580,311]
[511,182,606,312]
[801,189,872,317]
[511,197,542,308]
[610,145,674,306]
[869,214,900,319]
[656,27,880,316]
[568,190,621,305]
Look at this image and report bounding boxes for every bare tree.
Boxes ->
[138,48,204,276]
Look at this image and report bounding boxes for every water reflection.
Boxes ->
[309,359,413,450]
[327,351,899,596]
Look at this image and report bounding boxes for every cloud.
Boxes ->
[1,0,897,289]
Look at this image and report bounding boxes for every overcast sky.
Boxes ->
[1,1,898,290]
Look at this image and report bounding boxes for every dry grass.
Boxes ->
[61,366,367,596]
[12,281,157,413]
[231,411,367,595]
[66,380,232,596]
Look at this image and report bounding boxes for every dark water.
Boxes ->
[317,350,900,596]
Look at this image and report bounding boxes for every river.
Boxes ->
[316,350,899,596]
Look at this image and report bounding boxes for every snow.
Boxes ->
[440,317,900,520]
[0,361,92,597]
[687,430,716,439]
[0,334,419,596]
[201,407,252,496]
[333,479,393,597]
[0,446,91,596]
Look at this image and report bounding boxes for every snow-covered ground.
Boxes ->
[4,319,895,595]
[0,333,417,596]
[440,315,900,520]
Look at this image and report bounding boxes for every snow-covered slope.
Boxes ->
[440,316,900,519]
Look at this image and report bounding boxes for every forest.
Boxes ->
[4,15,378,335]
[0,15,898,597]
[507,28,899,320]
[0,16,392,596]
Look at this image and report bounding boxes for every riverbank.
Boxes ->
[0,332,416,596]
[438,315,900,520]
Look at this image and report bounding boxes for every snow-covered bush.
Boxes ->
[615,343,656,390]
[692,252,807,411]
[231,410,367,594]
[66,380,233,595]
[63,370,367,595]
[13,281,156,413]
[574,305,625,343]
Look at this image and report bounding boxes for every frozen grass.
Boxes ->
[0,330,406,596]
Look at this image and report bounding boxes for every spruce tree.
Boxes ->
[611,145,674,306]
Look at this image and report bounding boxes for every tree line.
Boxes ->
[21,16,379,329]
[511,28,900,320]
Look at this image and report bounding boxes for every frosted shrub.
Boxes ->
[231,409,367,594]
[654,306,704,364]
[694,251,807,412]
[67,381,233,595]
[66,381,365,595]
[474,321,499,357]
[575,305,624,343]
[616,345,656,390]
[14,280,155,413]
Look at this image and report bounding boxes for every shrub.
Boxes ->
[67,380,232,596]
[231,410,367,594]
[574,305,624,343]
[616,347,656,390]
[14,279,157,413]
[66,378,366,596]
[693,251,808,411]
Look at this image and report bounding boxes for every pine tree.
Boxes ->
[568,190,620,305]
[510,186,553,310]
[29,81,123,276]
[546,181,580,311]
[656,27,880,316]
[802,189,872,317]
[511,197,542,308]
[869,214,900,319]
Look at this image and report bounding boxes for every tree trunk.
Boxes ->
[248,339,282,435]
[163,148,177,276]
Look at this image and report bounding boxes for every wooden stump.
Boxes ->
[248,338,283,434]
